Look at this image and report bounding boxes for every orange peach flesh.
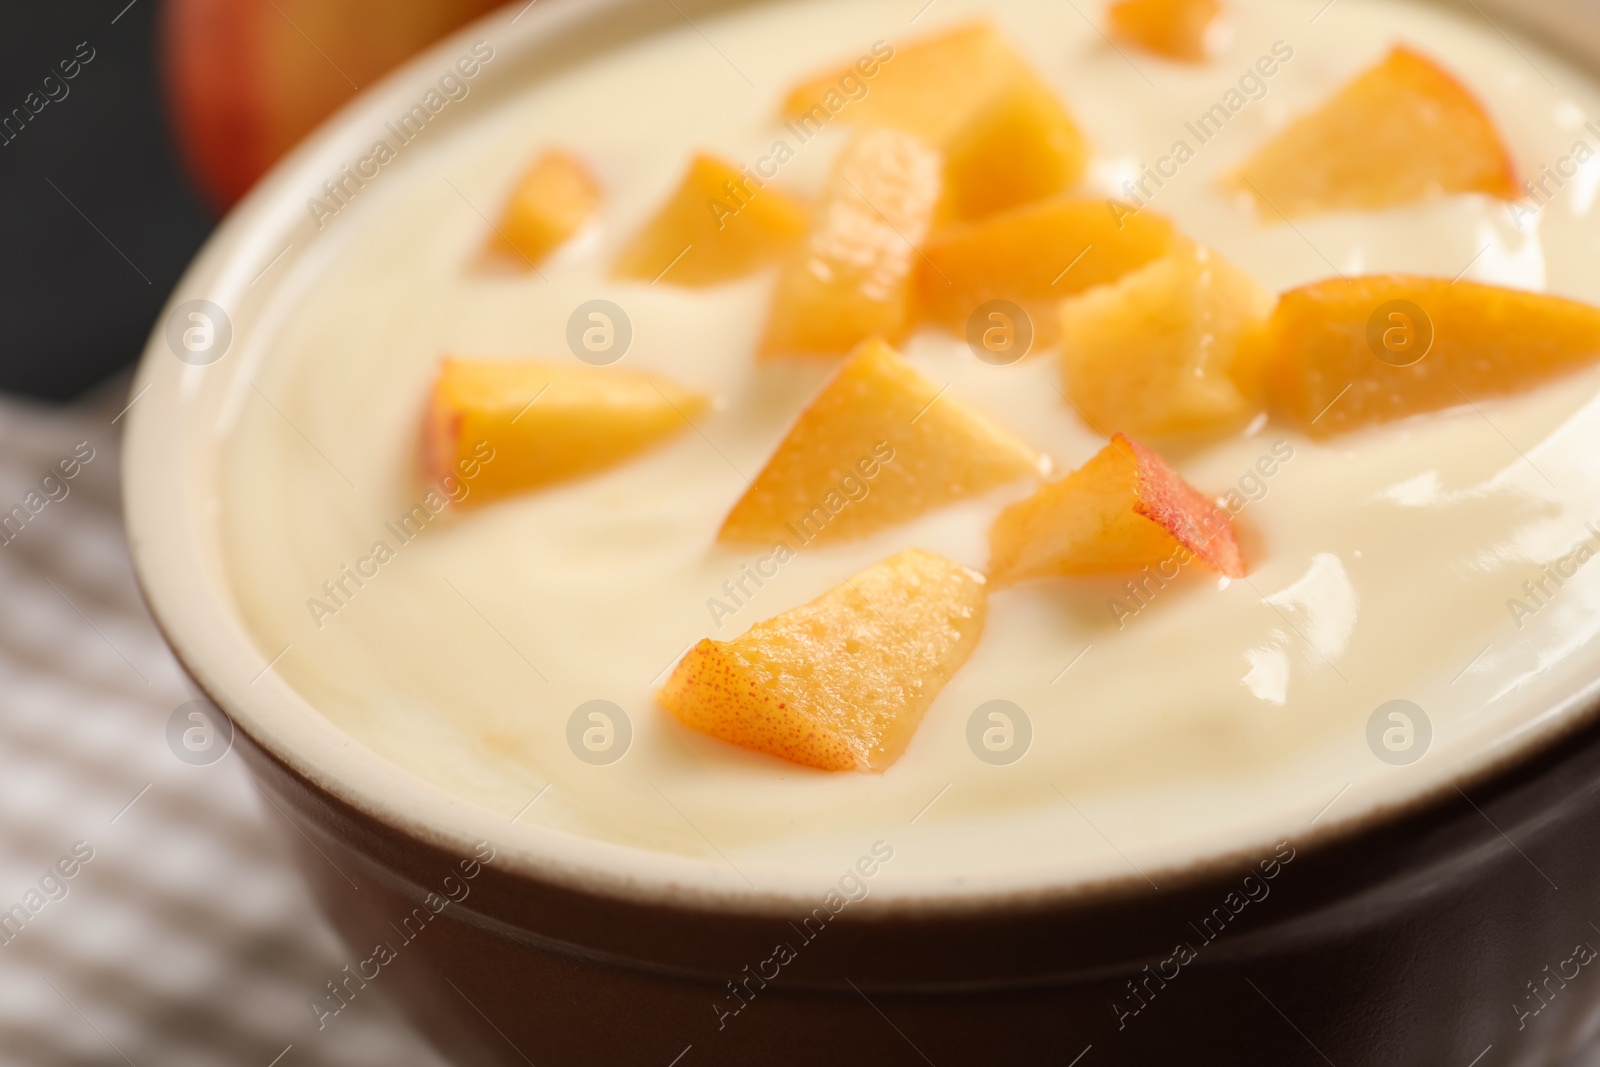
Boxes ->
[1264,275,1600,437]
[611,153,808,286]
[424,357,707,505]
[760,127,944,356]
[1228,46,1517,217]
[780,22,1018,143]
[657,548,988,771]
[779,20,1087,224]
[1059,241,1275,437]
[1108,0,1224,62]
[720,338,1042,545]
[916,198,1177,347]
[493,149,602,267]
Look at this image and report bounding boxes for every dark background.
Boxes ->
[1,0,214,402]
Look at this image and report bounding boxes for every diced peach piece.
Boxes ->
[611,154,808,286]
[492,150,601,267]
[916,198,1177,347]
[781,22,1017,144]
[1228,47,1517,218]
[424,357,707,504]
[988,433,1243,583]
[1263,276,1600,438]
[1108,0,1224,63]
[782,22,1087,221]
[658,548,987,771]
[721,338,1041,545]
[1060,242,1275,436]
[941,76,1088,220]
[760,128,943,357]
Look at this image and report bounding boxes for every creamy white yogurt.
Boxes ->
[219,0,1600,889]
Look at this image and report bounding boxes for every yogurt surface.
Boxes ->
[218,0,1600,892]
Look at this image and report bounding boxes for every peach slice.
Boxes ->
[760,127,943,357]
[424,357,707,503]
[988,433,1243,583]
[1263,276,1600,438]
[782,22,1086,221]
[1228,47,1517,218]
[492,150,602,267]
[916,197,1177,347]
[940,76,1088,221]
[1060,242,1275,436]
[612,154,808,286]
[658,548,987,771]
[720,338,1042,545]
[1108,0,1224,63]
[781,22,1018,144]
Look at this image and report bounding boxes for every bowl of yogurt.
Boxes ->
[124,0,1600,1062]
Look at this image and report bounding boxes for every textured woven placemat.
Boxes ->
[0,386,450,1067]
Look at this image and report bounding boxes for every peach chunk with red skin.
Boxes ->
[988,434,1243,584]
[424,357,707,505]
[658,549,988,771]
